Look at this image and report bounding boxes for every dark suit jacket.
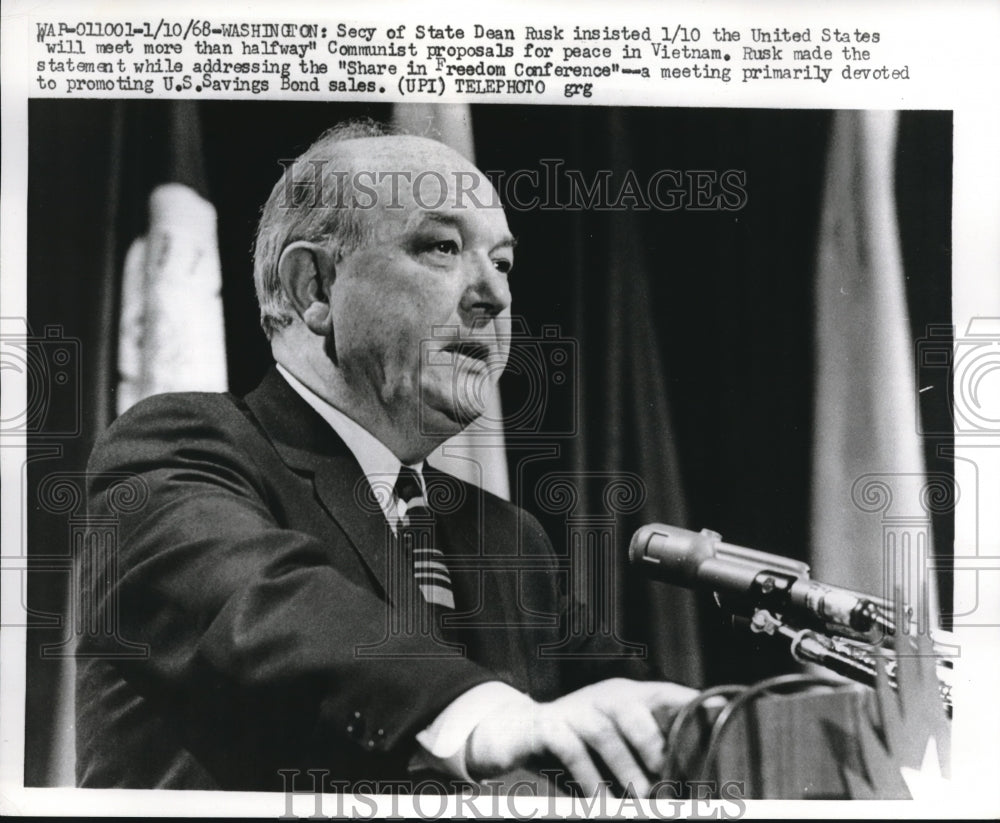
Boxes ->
[77,368,646,790]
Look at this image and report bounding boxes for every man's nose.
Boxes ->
[460,252,512,322]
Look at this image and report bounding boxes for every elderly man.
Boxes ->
[77,120,695,793]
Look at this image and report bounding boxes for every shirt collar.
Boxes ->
[276,364,424,523]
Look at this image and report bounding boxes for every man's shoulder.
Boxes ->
[100,390,248,439]
[88,391,256,471]
[120,389,240,417]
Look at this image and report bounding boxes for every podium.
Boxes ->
[664,683,874,799]
[484,677,947,800]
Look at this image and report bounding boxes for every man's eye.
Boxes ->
[428,240,460,255]
[493,258,513,275]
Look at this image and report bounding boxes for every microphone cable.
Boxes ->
[662,684,748,782]
[697,673,844,787]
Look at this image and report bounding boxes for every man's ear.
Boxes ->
[277,241,335,335]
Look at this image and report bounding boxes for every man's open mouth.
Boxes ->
[442,341,491,363]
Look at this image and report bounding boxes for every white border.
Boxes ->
[3,0,999,817]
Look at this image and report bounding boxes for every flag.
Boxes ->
[117,104,227,414]
[810,110,938,634]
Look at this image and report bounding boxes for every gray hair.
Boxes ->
[252,118,400,339]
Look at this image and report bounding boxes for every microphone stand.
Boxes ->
[747,609,953,715]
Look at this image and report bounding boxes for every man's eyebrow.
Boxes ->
[418,212,461,229]
[416,211,517,250]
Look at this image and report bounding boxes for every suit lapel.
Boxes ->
[244,368,391,594]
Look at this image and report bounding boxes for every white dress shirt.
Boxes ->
[275,364,531,780]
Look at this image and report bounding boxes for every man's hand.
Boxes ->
[466,678,698,796]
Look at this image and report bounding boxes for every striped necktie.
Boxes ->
[395,466,455,610]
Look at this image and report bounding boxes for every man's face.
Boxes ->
[330,137,514,439]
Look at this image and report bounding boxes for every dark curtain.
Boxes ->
[472,105,835,685]
[25,101,952,785]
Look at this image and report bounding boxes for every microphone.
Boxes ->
[629,523,883,633]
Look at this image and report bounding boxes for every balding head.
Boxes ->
[253,122,500,339]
